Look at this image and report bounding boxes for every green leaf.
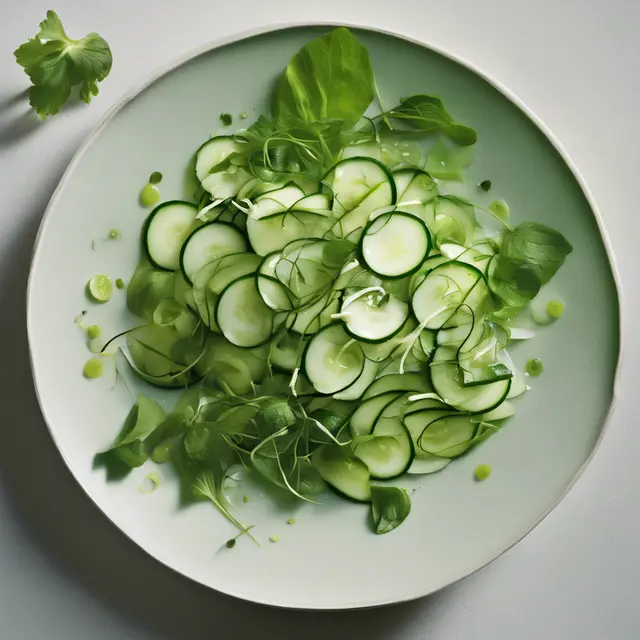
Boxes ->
[100,396,166,468]
[370,485,411,534]
[501,222,573,284]
[424,138,474,181]
[385,95,477,146]
[272,27,374,128]
[127,261,175,321]
[488,222,573,310]
[14,10,112,119]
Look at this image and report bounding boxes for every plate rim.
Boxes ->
[26,20,624,610]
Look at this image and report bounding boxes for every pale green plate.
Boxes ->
[27,25,620,609]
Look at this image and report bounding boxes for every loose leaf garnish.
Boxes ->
[100,396,166,468]
[272,27,374,128]
[14,10,112,119]
[370,486,411,534]
[489,222,573,310]
[384,94,477,146]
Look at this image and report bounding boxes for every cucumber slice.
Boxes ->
[196,136,252,198]
[395,170,438,215]
[257,252,294,311]
[412,261,485,330]
[290,291,340,335]
[144,201,197,271]
[362,373,431,400]
[360,316,416,362]
[354,403,414,479]
[327,157,396,215]
[274,240,334,303]
[291,193,332,213]
[404,409,456,453]
[247,211,332,256]
[303,324,365,395]
[179,222,247,285]
[253,184,306,219]
[341,143,383,163]
[418,413,478,457]
[350,391,401,437]
[407,454,451,475]
[392,168,418,199]
[361,212,431,279]
[192,253,261,329]
[333,357,378,401]
[340,293,409,343]
[237,179,286,201]
[432,196,476,246]
[332,181,396,240]
[270,330,305,372]
[482,400,515,421]
[409,254,450,295]
[312,445,371,503]
[215,274,274,348]
[431,346,511,413]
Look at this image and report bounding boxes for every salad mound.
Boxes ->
[92,28,572,539]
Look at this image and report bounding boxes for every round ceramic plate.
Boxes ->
[28,25,620,609]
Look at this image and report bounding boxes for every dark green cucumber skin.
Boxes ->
[143,200,198,271]
[359,211,432,280]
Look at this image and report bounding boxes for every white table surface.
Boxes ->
[1,1,638,638]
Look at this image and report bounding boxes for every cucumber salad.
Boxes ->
[92,28,572,539]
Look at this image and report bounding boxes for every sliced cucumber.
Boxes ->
[354,400,414,479]
[192,252,260,329]
[407,454,451,475]
[179,222,247,285]
[482,400,515,421]
[333,357,378,401]
[392,168,418,199]
[362,373,431,400]
[332,181,396,240]
[274,240,334,303]
[269,330,304,372]
[432,196,476,246]
[430,345,511,413]
[253,184,306,219]
[291,193,332,213]
[303,324,365,395]
[215,274,274,348]
[418,413,478,457]
[412,261,484,330]
[196,136,252,198]
[340,293,409,343]
[290,291,340,335]
[409,254,450,295]
[395,170,438,215]
[247,211,332,256]
[327,157,396,215]
[257,252,294,311]
[144,201,197,271]
[360,316,414,362]
[349,391,401,437]
[404,408,454,449]
[361,212,431,279]
[312,445,371,503]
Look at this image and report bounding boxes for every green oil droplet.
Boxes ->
[115,278,125,289]
[83,358,104,379]
[474,464,492,481]
[526,358,544,377]
[140,183,160,208]
[547,299,565,319]
[87,324,101,339]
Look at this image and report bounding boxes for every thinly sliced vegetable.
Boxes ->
[303,324,365,394]
[180,221,247,284]
[340,292,409,343]
[144,201,197,271]
[312,445,371,502]
[361,212,431,279]
[215,275,274,348]
[196,136,252,198]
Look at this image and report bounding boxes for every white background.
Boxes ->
[1,1,638,638]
